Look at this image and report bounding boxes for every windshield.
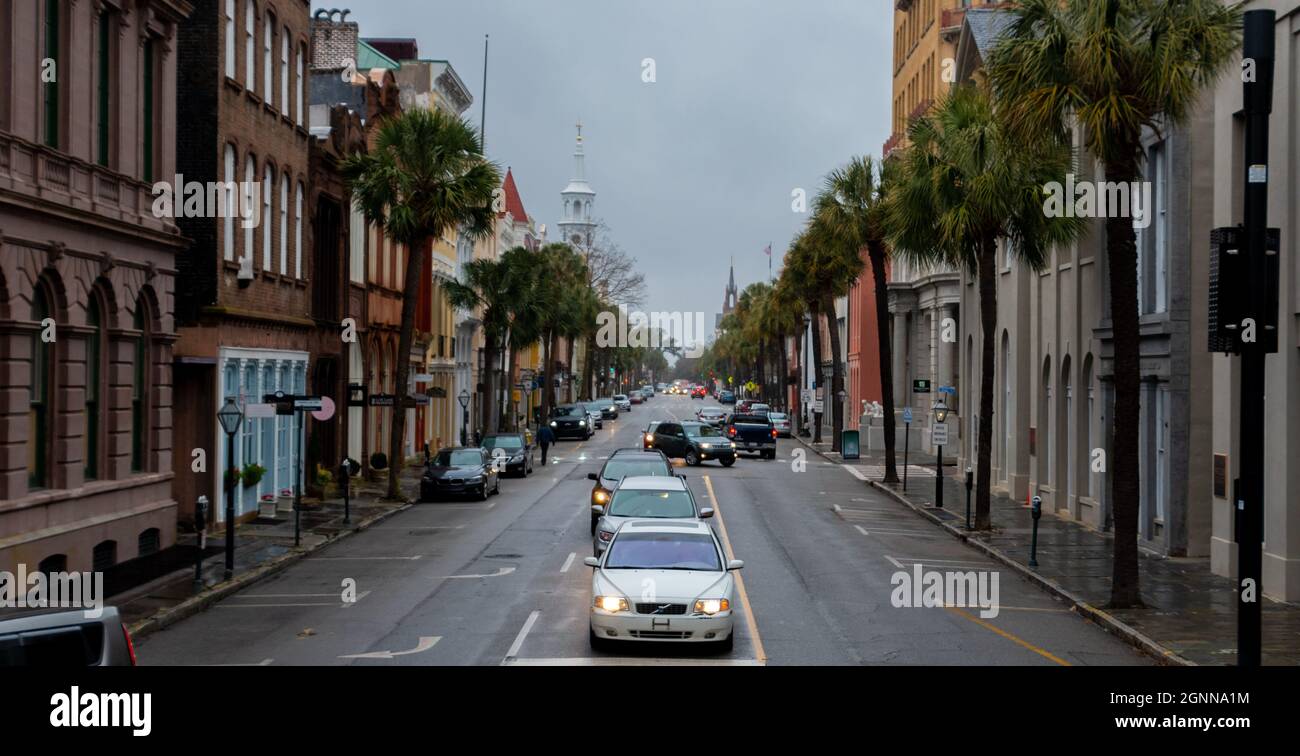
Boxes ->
[484,436,523,452]
[552,405,584,417]
[602,459,669,481]
[614,395,627,401]
[769,413,788,420]
[436,450,482,467]
[608,490,695,518]
[683,423,722,438]
[604,532,721,571]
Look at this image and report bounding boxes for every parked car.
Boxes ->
[642,421,662,450]
[550,403,593,439]
[420,447,501,501]
[653,421,737,467]
[629,393,644,405]
[768,412,792,437]
[697,407,727,427]
[0,606,136,666]
[586,520,743,653]
[726,413,777,459]
[613,394,632,412]
[591,475,713,556]
[587,406,604,430]
[481,433,534,477]
[593,397,619,420]
[586,448,675,534]
[719,390,736,404]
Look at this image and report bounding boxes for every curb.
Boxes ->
[128,501,413,640]
[794,435,1195,667]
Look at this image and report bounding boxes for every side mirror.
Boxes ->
[590,504,604,515]
[587,473,599,481]
[699,507,714,519]
[727,559,744,571]
[583,557,601,568]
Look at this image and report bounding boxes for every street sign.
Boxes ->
[415,373,434,383]
[939,385,957,395]
[293,396,323,411]
[812,400,824,413]
[368,393,396,407]
[931,422,949,446]
[912,379,932,394]
[902,406,913,424]
[312,396,336,422]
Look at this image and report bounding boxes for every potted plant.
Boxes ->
[241,462,266,488]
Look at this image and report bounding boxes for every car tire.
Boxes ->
[720,457,736,467]
[477,485,489,501]
[685,450,699,466]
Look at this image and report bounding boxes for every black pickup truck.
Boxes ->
[725,413,777,459]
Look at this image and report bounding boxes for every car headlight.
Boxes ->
[579,420,586,427]
[700,442,712,449]
[694,598,730,615]
[466,475,484,484]
[593,490,610,504]
[730,442,737,448]
[644,433,654,443]
[594,595,629,613]
[510,453,524,462]
[597,529,614,542]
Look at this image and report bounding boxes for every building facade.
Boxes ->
[0,0,192,573]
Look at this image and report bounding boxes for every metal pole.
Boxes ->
[1029,496,1042,568]
[1237,9,1275,669]
[965,467,973,530]
[902,421,909,491]
[224,432,235,580]
[935,443,944,509]
[294,411,303,548]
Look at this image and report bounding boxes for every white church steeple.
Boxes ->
[558,121,597,250]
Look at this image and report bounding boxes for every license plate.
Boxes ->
[746,442,758,448]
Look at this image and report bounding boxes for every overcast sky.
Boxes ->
[337,0,892,330]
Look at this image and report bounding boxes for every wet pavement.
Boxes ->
[797,435,1300,666]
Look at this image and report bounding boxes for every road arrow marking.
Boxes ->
[339,636,441,660]
[442,566,515,579]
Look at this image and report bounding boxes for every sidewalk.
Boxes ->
[116,466,419,638]
[796,434,1300,666]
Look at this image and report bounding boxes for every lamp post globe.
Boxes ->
[218,397,243,435]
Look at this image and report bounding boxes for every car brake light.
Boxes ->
[728,426,736,437]
[122,623,137,666]
[771,428,778,439]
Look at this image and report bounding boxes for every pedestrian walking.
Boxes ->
[538,423,556,465]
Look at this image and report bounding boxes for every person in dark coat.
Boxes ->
[537,424,556,465]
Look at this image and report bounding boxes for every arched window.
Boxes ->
[29,282,54,489]
[280,25,289,113]
[263,164,273,270]
[244,154,256,267]
[131,297,152,473]
[280,173,289,273]
[262,11,273,101]
[223,144,236,260]
[294,181,304,278]
[244,1,255,86]
[224,0,236,78]
[92,540,117,571]
[296,43,305,126]
[138,529,160,557]
[38,554,67,573]
[84,290,108,481]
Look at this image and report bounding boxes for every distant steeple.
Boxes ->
[723,258,738,316]
[558,121,596,250]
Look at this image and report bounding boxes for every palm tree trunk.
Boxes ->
[565,335,576,404]
[581,332,596,401]
[541,331,555,422]
[482,336,497,438]
[809,300,824,443]
[822,292,844,453]
[792,326,803,430]
[506,335,519,431]
[869,243,899,484]
[775,335,788,411]
[975,237,998,529]
[1105,186,1143,608]
[387,236,427,500]
[755,338,766,403]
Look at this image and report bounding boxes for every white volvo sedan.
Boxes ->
[585,520,743,653]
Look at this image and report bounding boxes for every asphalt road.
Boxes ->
[137,394,1149,666]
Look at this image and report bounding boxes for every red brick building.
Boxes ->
[846,249,886,416]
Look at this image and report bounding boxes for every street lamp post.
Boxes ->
[932,398,949,509]
[216,398,243,580]
[458,389,470,447]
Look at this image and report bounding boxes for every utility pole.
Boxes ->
[1234,9,1276,668]
[480,35,489,148]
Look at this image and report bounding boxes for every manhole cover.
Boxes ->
[485,553,522,559]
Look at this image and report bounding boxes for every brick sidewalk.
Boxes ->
[797,435,1300,666]
[116,466,420,636]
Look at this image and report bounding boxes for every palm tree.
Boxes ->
[887,82,1082,532]
[815,156,901,483]
[343,108,501,500]
[802,214,864,452]
[782,234,827,442]
[987,0,1241,607]
[442,256,522,436]
[533,243,590,421]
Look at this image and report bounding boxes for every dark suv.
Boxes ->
[549,404,593,440]
[653,421,737,467]
[585,448,675,534]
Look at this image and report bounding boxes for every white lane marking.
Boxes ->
[854,525,870,536]
[884,555,905,569]
[560,552,577,573]
[339,636,441,660]
[442,566,516,579]
[833,503,842,513]
[503,610,540,662]
[842,465,869,481]
[341,590,371,609]
[504,657,765,666]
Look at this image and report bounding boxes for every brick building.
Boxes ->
[172,0,314,524]
[0,0,192,573]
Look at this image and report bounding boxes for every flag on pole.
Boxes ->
[763,244,772,257]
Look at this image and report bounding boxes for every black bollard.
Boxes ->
[1029,495,1042,568]
[965,467,973,530]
